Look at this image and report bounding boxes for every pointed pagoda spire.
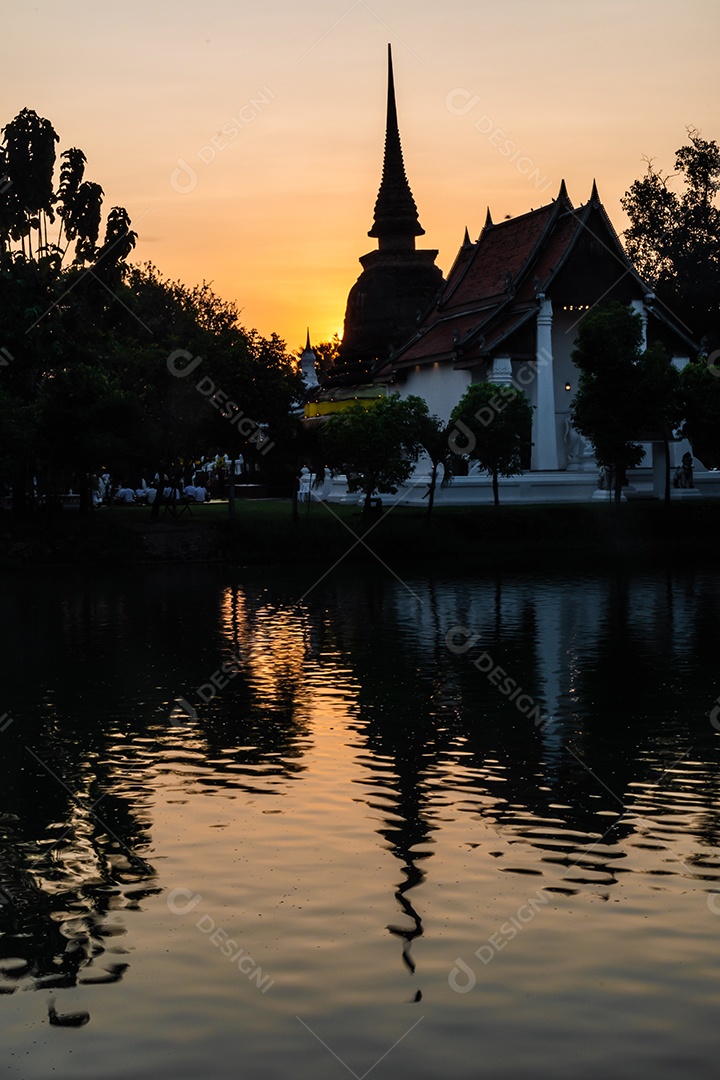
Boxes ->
[300,328,318,388]
[484,206,494,230]
[368,44,424,248]
[556,178,573,207]
[590,178,599,203]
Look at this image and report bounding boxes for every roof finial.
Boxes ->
[590,178,599,203]
[462,225,472,247]
[484,206,494,230]
[305,327,311,351]
[368,44,424,247]
[557,179,571,206]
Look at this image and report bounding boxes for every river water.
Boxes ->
[1,564,719,1079]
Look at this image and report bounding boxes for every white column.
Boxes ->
[490,356,513,385]
[532,297,559,471]
[630,299,648,350]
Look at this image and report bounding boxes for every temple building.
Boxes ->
[321,44,444,389]
[377,180,697,475]
[312,47,717,502]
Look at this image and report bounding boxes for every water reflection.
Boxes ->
[326,569,720,912]
[0,727,157,994]
[2,565,720,1014]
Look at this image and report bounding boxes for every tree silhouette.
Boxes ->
[321,393,426,515]
[621,128,720,350]
[570,303,680,502]
[450,382,532,507]
[0,109,137,510]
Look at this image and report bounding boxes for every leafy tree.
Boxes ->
[0,108,136,274]
[415,412,454,520]
[570,303,680,503]
[35,363,142,512]
[678,356,720,468]
[449,382,532,507]
[621,128,720,350]
[321,393,426,514]
[0,108,137,510]
[309,334,341,376]
[111,263,252,496]
[203,326,304,515]
[102,263,303,517]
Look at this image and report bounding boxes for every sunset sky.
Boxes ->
[3,0,717,353]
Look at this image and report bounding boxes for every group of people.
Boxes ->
[92,453,256,508]
[93,473,209,507]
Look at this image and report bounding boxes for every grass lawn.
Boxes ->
[1,497,719,567]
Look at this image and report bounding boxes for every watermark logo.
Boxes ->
[0,348,13,368]
[448,889,551,993]
[706,350,720,378]
[168,655,243,728]
[169,159,199,195]
[445,90,551,194]
[445,628,553,732]
[168,698,199,731]
[170,90,276,194]
[167,349,204,379]
[166,350,275,455]
[166,887,204,916]
[447,418,477,456]
[446,348,549,451]
[710,695,720,731]
[166,886,275,993]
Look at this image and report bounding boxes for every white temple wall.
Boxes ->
[551,310,585,470]
[398,363,471,424]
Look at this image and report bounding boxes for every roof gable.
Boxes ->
[440,199,560,311]
[388,181,678,371]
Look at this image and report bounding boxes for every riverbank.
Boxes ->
[1,498,718,569]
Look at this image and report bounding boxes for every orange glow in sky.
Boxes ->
[4,0,717,353]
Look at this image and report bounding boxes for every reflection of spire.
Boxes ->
[368,44,424,248]
[48,997,90,1027]
[375,760,432,992]
[386,862,424,977]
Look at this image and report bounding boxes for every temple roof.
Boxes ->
[379,180,697,373]
[368,44,424,243]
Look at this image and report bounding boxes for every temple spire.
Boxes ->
[368,44,424,248]
[300,328,318,388]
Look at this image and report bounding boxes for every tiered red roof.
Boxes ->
[378,179,688,377]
